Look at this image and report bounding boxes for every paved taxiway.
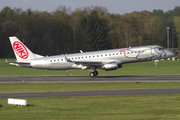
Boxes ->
[1,88,180,98]
[0,75,180,83]
[1,75,180,98]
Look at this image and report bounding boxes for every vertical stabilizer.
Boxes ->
[9,36,36,61]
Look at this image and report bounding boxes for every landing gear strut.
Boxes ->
[89,68,98,77]
[154,60,159,69]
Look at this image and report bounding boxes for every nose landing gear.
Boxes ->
[154,60,159,69]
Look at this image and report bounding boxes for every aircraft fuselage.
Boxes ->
[9,36,175,77]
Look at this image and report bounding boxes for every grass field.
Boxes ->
[1,59,180,75]
[1,82,180,93]
[1,59,180,120]
[1,94,180,120]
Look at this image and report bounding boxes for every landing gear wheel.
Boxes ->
[154,60,159,69]
[94,71,98,76]
[89,72,95,77]
[155,65,159,69]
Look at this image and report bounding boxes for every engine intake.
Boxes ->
[102,61,119,71]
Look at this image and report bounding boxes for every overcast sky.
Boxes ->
[1,0,180,14]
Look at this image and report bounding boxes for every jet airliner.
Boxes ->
[8,36,175,77]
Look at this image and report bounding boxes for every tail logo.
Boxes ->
[13,41,29,59]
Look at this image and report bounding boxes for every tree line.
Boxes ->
[0,5,180,58]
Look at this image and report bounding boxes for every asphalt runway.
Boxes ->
[1,75,180,98]
[1,88,180,98]
[0,75,180,83]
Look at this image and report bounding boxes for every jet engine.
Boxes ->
[102,61,119,71]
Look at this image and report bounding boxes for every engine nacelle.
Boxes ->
[102,61,118,71]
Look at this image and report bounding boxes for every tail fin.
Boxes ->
[9,36,37,61]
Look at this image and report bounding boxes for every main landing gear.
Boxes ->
[89,70,98,77]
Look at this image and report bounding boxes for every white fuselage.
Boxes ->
[21,45,174,70]
[9,36,175,77]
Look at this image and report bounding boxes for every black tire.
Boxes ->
[89,72,95,77]
[155,65,159,69]
[94,71,98,76]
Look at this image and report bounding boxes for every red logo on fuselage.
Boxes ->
[13,41,29,59]
[120,49,126,53]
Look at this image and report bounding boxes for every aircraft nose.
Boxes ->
[166,50,175,57]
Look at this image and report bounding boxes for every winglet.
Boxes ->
[62,54,72,62]
[5,59,8,63]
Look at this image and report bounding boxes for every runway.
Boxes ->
[1,75,180,98]
[1,88,180,98]
[0,75,180,83]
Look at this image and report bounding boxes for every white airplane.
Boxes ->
[8,36,175,77]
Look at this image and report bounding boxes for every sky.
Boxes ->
[0,0,180,15]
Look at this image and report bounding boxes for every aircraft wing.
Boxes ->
[63,54,120,69]
[73,61,103,66]
[62,54,103,66]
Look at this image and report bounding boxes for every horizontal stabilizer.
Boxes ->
[9,62,31,67]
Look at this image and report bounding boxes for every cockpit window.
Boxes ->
[154,47,164,55]
[159,47,165,51]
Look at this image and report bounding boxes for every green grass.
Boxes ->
[1,94,180,120]
[1,82,180,93]
[1,59,180,75]
[1,59,180,119]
